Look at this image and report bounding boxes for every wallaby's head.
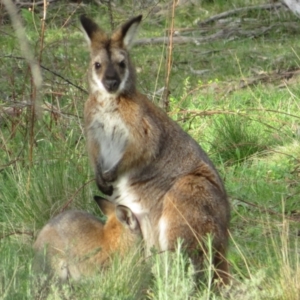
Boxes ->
[80,15,142,96]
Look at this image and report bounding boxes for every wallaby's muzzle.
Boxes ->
[104,78,120,93]
[103,64,121,93]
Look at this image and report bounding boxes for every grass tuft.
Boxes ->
[211,114,267,165]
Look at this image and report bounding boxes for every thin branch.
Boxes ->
[28,0,47,166]
[59,178,95,213]
[172,108,300,123]
[0,158,23,171]
[225,67,300,95]
[135,25,275,46]
[105,0,114,31]
[3,0,43,167]
[233,198,300,223]
[267,149,300,164]
[14,0,58,8]
[40,65,88,94]
[197,2,284,26]
[0,230,34,240]
[1,100,83,120]
[1,55,88,94]
[161,0,176,112]
[60,1,83,29]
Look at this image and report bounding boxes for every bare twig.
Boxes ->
[233,198,300,223]
[171,108,300,123]
[61,0,83,29]
[40,65,88,94]
[105,0,114,31]
[3,0,43,167]
[174,65,300,104]
[197,2,284,26]
[0,158,23,172]
[28,0,47,166]
[2,55,88,94]
[161,0,176,112]
[59,178,95,213]
[14,0,58,8]
[135,25,275,46]
[225,67,300,95]
[0,100,84,120]
[0,230,34,240]
[266,149,300,164]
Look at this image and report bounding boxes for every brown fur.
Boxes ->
[33,197,141,281]
[80,15,230,285]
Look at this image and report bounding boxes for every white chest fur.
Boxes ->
[87,94,129,173]
[110,175,143,213]
[110,175,157,253]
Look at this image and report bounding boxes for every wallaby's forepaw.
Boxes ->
[96,173,114,196]
[102,166,118,183]
[96,181,113,196]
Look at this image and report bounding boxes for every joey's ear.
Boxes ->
[80,15,107,45]
[112,15,142,48]
[116,205,140,232]
[93,196,115,216]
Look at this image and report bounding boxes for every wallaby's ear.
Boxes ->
[116,205,140,232]
[93,196,114,216]
[80,15,107,46]
[112,15,142,49]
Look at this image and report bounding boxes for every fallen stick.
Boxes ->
[197,2,285,26]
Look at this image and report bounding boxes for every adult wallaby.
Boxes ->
[33,196,141,281]
[80,15,230,284]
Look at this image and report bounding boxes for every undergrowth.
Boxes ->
[0,0,299,299]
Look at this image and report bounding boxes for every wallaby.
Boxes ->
[80,15,230,284]
[33,196,141,281]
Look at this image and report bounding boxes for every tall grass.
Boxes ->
[150,241,195,300]
[1,0,300,298]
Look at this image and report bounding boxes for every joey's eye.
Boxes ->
[94,62,101,70]
[119,60,126,68]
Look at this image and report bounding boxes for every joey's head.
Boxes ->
[80,15,142,96]
[94,196,142,246]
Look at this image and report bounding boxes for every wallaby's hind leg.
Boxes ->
[213,249,230,285]
[159,172,229,284]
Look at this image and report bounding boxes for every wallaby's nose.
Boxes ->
[104,79,120,93]
[104,64,121,93]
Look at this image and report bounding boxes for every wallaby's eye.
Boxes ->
[119,60,126,69]
[95,62,101,70]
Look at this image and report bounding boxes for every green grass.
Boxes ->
[1,0,300,298]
